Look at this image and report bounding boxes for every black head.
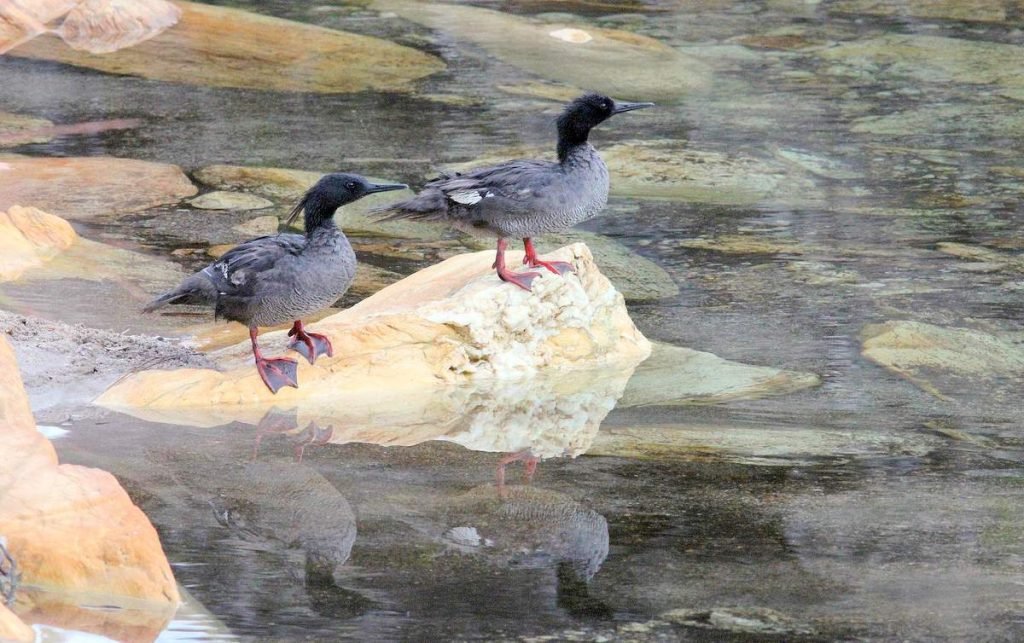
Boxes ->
[556,93,654,161]
[287,173,407,229]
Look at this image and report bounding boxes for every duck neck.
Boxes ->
[556,113,593,164]
[301,193,340,237]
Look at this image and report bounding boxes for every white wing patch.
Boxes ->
[449,189,483,205]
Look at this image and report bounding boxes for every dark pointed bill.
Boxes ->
[612,100,655,114]
[366,182,408,194]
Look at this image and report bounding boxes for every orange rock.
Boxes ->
[0,603,32,642]
[0,336,180,634]
[0,205,78,281]
[0,154,197,219]
[8,1,444,93]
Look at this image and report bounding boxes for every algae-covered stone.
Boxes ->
[620,342,820,407]
[9,1,444,93]
[0,112,54,147]
[373,0,710,101]
[828,0,1007,23]
[0,154,197,219]
[190,191,273,211]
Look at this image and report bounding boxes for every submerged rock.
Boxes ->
[589,422,937,466]
[0,154,197,219]
[0,336,179,635]
[820,34,1024,89]
[97,243,651,411]
[861,321,1024,399]
[828,0,1007,23]
[8,1,444,93]
[190,190,273,211]
[662,606,815,635]
[0,206,78,281]
[678,235,803,256]
[619,342,820,408]
[373,0,710,101]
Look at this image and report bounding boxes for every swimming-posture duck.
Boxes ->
[377,93,653,290]
[144,173,406,393]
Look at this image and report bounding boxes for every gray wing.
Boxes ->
[378,159,563,228]
[204,234,306,318]
[433,160,564,224]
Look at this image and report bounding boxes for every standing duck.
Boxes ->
[376,93,653,290]
[144,173,406,393]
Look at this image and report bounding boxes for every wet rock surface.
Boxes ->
[7,1,445,93]
[0,154,197,219]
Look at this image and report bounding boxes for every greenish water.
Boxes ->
[3,0,1024,640]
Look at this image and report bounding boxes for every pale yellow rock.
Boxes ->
[0,154,197,219]
[97,243,652,413]
[0,205,78,281]
[9,1,445,93]
[0,603,32,643]
[0,336,180,611]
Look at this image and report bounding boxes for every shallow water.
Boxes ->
[3,0,1024,640]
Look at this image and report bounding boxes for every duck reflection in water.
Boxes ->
[250,407,334,462]
[441,483,613,618]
